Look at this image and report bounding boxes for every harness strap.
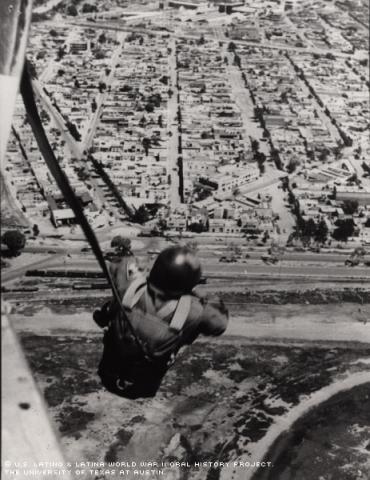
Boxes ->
[122,277,147,310]
[157,300,178,320]
[169,295,192,331]
[122,276,191,332]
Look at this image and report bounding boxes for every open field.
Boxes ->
[16,326,370,480]
[254,383,370,480]
[4,290,369,480]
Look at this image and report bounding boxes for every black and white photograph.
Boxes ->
[1,1,370,479]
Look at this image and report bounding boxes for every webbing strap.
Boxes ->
[123,278,190,331]
[157,300,178,320]
[169,295,192,331]
[122,277,147,310]
[123,279,178,319]
[20,62,150,360]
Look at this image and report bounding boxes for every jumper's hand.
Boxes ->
[192,286,207,299]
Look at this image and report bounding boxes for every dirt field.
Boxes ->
[253,383,370,480]
[17,330,370,480]
[5,287,369,480]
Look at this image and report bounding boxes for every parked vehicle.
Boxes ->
[261,255,279,265]
[345,257,360,267]
[219,255,237,263]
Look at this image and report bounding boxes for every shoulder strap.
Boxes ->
[122,277,146,310]
[147,292,193,332]
[157,300,178,320]
[168,295,192,332]
[125,282,193,332]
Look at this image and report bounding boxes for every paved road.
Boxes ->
[32,79,83,159]
[81,32,126,152]
[78,32,127,218]
[167,37,181,205]
[204,262,370,280]
[1,253,64,283]
[213,24,258,146]
[285,54,342,143]
[33,78,110,217]
[15,255,369,281]
[235,174,286,197]
[226,53,268,154]
[213,24,266,152]
[200,249,362,264]
[65,18,357,60]
[21,237,368,264]
[225,37,354,59]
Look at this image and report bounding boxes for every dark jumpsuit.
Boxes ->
[98,289,229,399]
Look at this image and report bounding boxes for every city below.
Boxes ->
[1,0,369,251]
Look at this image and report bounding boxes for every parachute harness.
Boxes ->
[20,61,152,362]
